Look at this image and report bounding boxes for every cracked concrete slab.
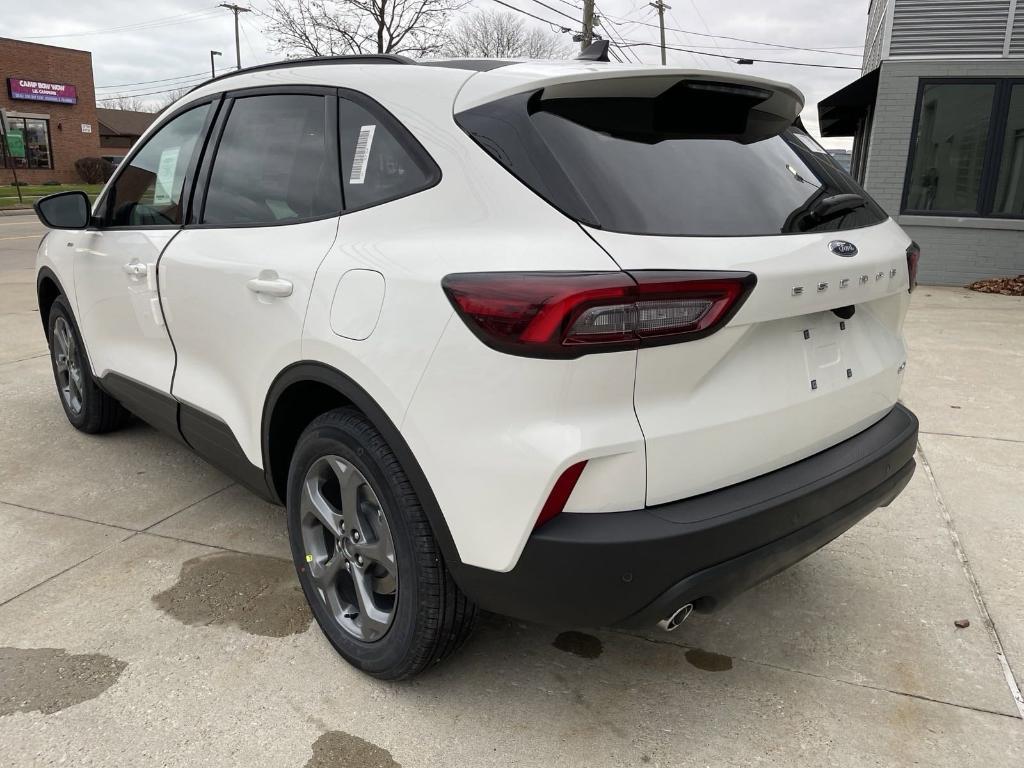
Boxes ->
[902,289,1024,442]
[148,483,290,560]
[919,433,1024,696]
[0,502,130,605]
[0,357,232,529]
[634,465,1020,716]
[0,534,1020,768]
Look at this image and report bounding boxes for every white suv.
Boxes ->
[33,52,920,680]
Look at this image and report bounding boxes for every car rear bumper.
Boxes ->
[451,403,918,628]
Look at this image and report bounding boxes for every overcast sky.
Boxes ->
[7,0,868,148]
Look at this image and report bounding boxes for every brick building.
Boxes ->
[818,1,1024,286]
[96,107,156,161]
[1,37,101,184]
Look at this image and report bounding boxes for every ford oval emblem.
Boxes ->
[829,240,858,257]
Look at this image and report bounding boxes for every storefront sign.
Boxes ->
[7,78,78,105]
[4,130,25,158]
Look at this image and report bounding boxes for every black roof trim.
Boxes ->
[188,54,415,94]
[420,59,518,72]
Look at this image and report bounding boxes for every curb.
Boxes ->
[0,208,36,217]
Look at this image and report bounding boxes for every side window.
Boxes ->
[203,94,340,226]
[339,97,437,212]
[103,104,210,227]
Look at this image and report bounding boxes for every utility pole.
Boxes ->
[210,50,222,79]
[581,0,595,51]
[649,1,670,65]
[219,3,251,70]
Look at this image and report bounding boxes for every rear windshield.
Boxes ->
[455,85,886,237]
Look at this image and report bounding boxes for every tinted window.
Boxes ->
[993,84,1024,216]
[104,104,210,227]
[203,94,340,225]
[457,89,887,236]
[340,98,436,211]
[906,83,994,214]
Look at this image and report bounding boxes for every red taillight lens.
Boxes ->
[906,242,920,293]
[442,271,755,358]
[535,460,587,529]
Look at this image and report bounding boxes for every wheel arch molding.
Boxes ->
[36,266,68,339]
[261,361,464,569]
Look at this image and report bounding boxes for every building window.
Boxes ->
[993,85,1024,216]
[903,79,1024,219]
[1,116,54,170]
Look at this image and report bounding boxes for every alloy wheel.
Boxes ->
[299,455,398,642]
[52,316,83,415]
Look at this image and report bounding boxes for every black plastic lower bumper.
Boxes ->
[452,403,918,628]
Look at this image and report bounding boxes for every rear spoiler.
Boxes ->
[454,63,804,126]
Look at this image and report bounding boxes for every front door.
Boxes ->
[158,89,341,474]
[73,101,215,428]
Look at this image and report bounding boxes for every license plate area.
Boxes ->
[800,312,853,394]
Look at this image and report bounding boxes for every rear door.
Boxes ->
[158,88,341,479]
[456,73,913,506]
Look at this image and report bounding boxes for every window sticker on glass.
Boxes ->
[153,147,180,205]
[349,124,376,185]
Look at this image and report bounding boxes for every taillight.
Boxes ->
[906,242,920,293]
[535,460,587,529]
[442,271,755,358]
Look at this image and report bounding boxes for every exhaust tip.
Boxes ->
[657,603,693,632]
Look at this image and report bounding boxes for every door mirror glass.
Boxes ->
[34,191,90,230]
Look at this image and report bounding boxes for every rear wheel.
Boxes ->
[47,296,129,434]
[286,407,477,680]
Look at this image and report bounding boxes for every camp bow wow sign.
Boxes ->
[7,79,78,105]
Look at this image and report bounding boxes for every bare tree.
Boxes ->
[260,0,464,57]
[442,10,572,59]
[153,87,194,112]
[96,94,150,112]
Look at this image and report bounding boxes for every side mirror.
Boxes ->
[34,191,91,230]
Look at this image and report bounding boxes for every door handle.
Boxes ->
[122,261,148,277]
[247,276,293,298]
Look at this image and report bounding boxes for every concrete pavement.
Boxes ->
[1,211,1022,766]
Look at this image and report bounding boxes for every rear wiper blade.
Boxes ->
[809,193,865,221]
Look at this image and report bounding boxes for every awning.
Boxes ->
[817,68,880,137]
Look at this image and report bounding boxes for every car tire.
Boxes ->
[287,407,478,680]
[46,296,130,434]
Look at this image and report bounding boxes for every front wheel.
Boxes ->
[286,407,477,680]
[46,296,129,434]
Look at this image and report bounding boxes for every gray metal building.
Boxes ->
[819,0,1024,285]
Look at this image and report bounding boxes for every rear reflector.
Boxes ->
[906,242,920,293]
[535,461,587,529]
[442,270,755,358]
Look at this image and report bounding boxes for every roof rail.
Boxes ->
[188,53,415,94]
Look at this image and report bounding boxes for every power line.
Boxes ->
[613,40,861,69]
[22,8,221,40]
[595,4,642,63]
[240,17,263,64]
[95,70,213,91]
[601,12,863,56]
[488,0,572,32]
[682,0,736,72]
[523,0,579,25]
[96,81,211,102]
